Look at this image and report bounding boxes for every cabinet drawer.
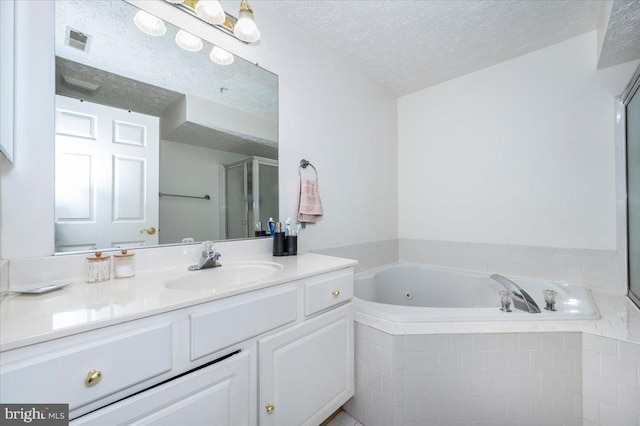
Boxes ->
[190,285,297,360]
[0,323,172,410]
[304,269,353,316]
[71,351,250,426]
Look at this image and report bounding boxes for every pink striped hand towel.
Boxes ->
[297,177,323,223]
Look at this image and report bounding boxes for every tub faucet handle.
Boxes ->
[499,290,512,312]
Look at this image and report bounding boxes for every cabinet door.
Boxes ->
[259,303,354,426]
[71,351,250,426]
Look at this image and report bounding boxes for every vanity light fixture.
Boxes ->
[133,10,167,36]
[210,46,234,65]
[175,29,203,52]
[163,0,261,44]
[233,0,260,43]
[195,0,226,25]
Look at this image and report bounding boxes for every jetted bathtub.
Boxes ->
[354,263,599,322]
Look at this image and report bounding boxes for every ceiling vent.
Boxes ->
[65,27,91,52]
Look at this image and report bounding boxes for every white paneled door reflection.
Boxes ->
[54,95,159,252]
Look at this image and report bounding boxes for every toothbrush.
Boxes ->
[284,218,291,237]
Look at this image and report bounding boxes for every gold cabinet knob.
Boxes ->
[139,227,156,235]
[331,289,340,297]
[84,369,102,387]
[265,403,275,414]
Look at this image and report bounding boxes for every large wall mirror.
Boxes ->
[54,0,278,253]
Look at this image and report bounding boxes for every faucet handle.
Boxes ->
[202,241,215,252]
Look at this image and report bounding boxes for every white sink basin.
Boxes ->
[165,261,283,291]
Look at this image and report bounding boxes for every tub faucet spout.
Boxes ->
[490,274,541,313]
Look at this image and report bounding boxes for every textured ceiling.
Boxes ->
[269,0,607,96]
[598,0,640,69]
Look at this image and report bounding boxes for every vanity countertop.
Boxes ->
[0,253,357,352]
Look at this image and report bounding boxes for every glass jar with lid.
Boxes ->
[114,249,135,278]
[86,251,110,283]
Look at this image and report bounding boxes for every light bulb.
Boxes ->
[133,10,167,37]
[233,1,260,43]
[195,0,225,25]
[210,46,234,65]
[175,29,203,52]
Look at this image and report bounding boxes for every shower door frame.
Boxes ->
[622,64,640,309]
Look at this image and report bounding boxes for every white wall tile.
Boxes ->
[507,397,529,420]
[539,333,564,349]
[599,402,637,426]
[485,351,508,373]
[552,350,579,372]
[582,396,600,422]
[528,396,553,419]
[496,333,520,349]
[519,333,541,349]
[437,398,462,421]
[507,351,531,373]
[471,374,496,396]
[517,374,541,396]
[413,399,437,422]
[460,398,486,420]
[583,334,618,357]
[600,355,637,387]
[415,352,437,375]
[404,335,427,352]
[473,334,497,350]
[530,351,552,372]
[563,372,582,396]
[461,351,485,373]
[424,375,451,399]
[618,383,640,414]
[495,374,519,396]
[582,350,600,375]
[618,340,640,363]
[438,351,461,374]
[451,334,473,351]
[428,334,451,352]
[539,372,564,396]
[583,374,619,405]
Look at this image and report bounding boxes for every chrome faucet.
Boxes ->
[188,241,221,271]
[490,274,541,313]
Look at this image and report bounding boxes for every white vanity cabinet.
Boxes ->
[258,303,354,426]
[0,266,355,425]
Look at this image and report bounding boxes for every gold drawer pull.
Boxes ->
[265,403,275,414]
[84,369,102,387]
[331,289,340,297]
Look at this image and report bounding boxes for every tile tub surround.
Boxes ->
[345,326,583,426]
[399,239,626,294]
[583,334,640,426]
[312,239,399,274]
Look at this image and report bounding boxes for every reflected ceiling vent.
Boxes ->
[65,27,91,52]
[61,75,100,96]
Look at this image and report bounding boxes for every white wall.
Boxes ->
[398,32,638,250]
[159,140,246,244]
[0,0,398,259]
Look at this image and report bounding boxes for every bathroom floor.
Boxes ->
[324,410,363,426]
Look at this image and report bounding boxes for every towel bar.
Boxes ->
[299,159,318,179]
